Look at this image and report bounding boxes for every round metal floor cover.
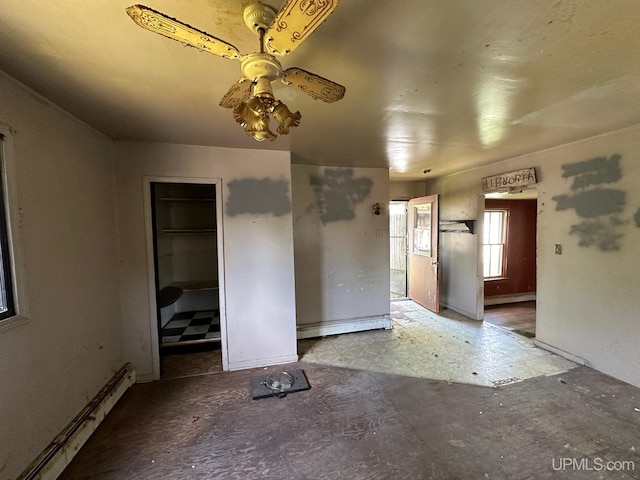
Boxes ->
[251,369,310,400]
[265,372,295,393]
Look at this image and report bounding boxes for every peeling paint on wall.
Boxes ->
[552,154,629,251]
[226,178,291,217]
[309,168,373,224]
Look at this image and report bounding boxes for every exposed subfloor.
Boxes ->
[484,301,537,338]
[59,300,639,478]
[59,363,640,479]
[161,345,223,379]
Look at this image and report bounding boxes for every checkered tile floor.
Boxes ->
[161,310,220,346]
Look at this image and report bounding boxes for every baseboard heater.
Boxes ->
[18,363,136,480]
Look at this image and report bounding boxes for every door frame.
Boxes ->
[389,200,409,299]
[478,187,538,324]
[143,175,228,380]
[408,194,440,312]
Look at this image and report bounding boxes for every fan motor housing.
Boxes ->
[243,3,277,34]
[241,53,282,81]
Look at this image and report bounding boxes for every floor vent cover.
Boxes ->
[251,369,310,399]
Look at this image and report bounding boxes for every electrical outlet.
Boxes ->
[555,244,563,255]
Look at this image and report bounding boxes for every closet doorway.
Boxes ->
[146,179,226,378]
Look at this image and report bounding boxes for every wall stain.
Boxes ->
[635,207,640,228]
[309,169,373,224]
[226,178,291,217]
[552,153,628,252]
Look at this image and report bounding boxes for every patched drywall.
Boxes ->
[552,154,633,252]
[309,168,373,224]
[226,178,291,217]
[424,125,640,388]
[292,165,390,331]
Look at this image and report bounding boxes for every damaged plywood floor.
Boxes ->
[59,363,640,479]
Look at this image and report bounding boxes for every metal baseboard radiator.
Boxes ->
[18,363,136,480]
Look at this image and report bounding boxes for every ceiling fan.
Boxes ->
[126,1,345,141]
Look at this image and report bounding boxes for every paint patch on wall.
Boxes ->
[226,178,291,217]
[552,154,628,252]
[310,169,373,224]
[561,154,622,190]
[553,189,625,218]
[569,217,627,252]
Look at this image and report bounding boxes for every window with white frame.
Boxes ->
[483,209,508,279]
[0,134,16,320]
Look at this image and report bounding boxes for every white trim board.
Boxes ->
[484,292,536,306]
[440,302,479,321]
[297,315,392,340]
[18,364,135,480]
[534,339,586,366]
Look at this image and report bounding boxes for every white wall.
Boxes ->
[114,142,298,378]
[0,73,123,479]
[425,125,640,387]
[292,165,391,337]
[390,181,426,200]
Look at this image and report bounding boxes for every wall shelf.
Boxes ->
[159,197,216,203]
[160,228,216,235]
[170,280,218,292]
[439,220,476,234]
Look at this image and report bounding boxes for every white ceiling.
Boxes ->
[1,0,639,180]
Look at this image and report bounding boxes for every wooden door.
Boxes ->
[408,195,440,312]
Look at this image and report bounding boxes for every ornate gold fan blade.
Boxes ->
[126,5,241,60]
[282,68,345,103]
[265,0,340,55]
[219,77,252,109]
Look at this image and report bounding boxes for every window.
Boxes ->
[483,209,508,278]
[0,134,16,320]
[413,203,432,256]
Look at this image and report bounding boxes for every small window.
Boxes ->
[483,209,508,279]
[413,203,432,256]
[0,135,16,320]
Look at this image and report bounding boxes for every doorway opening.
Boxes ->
[150,181,224,378]
[481,189,537,338]
[389,201,408,299]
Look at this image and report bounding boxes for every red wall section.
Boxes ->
[484,199,537,297]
